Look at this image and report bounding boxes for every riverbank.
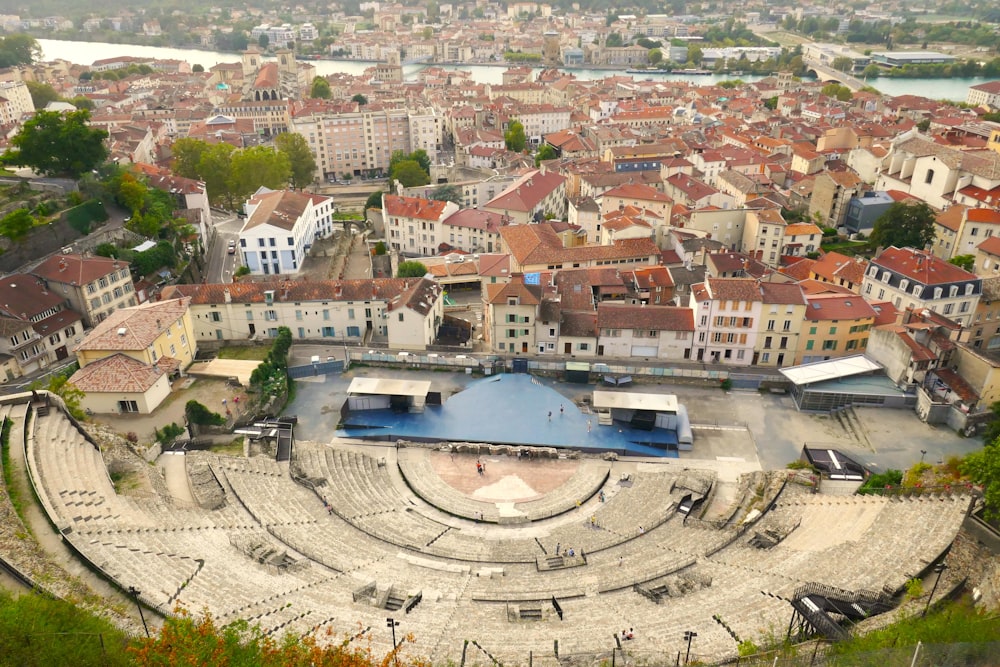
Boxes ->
[35,38,994,101]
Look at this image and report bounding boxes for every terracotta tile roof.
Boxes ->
[779,258,814,281]
[870,301,899,326]
[784,222,822,236]
[500,223,659,267]
[968,208,1000,225]
[0,316,32,337]
[759,282,806,305]
[386,278,441,316]
[33,309,82,339]
[77,298,189,352]
[560,310,597,338]
[804,293,876,321]
[164,278,422,305]
[70,353,164,393]
[880,326,936,362]
[596,303,694,331]
[935,205,966,232]
[932,367,979,403]
[444,208,509,232]
[384,195,452,221]
[484,169,566,213]
[477,254,511,278]
[0,274,70,320]
[629,266,675,290]
[977,236,1000,257]
[32,253,129,286]
[872,247,978,285]
[485,280,543,305]
[811,251,868,284]
[243,190,313,232]
[602,183,670,202]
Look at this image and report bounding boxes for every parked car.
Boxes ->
[227,240,237,254]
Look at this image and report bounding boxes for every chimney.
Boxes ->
[224,288,232,304]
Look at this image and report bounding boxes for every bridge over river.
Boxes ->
[804,59,869,92]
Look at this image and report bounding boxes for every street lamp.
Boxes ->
[923,562,948,617]
[386,617,400,666]
[127,586,150,637]
[920,450,927,463]
[683,630,698,665]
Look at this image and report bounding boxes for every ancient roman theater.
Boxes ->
[9,396,976,665]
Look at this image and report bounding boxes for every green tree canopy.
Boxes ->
[171,137,208,179]
[832,56,854,72]
[25,80,61,109]
[0,208,35,242]
[365,190,384,210]
[0,34,40,67]
[230,146,292,201]
[869,201,937,251]
[351,92,368,105]
[192,63,205,73]
[310,76,331,99]
[430,183,462,204]
[198,142,236,207]
[505,119,526,152]
[275,132,317,189]
[411,149,431,174]
[3,109,108,178]
[392,160,431,187]
[962,438,1000,521]
[949,254,975,272]
[821,82,853,101]
[535,144,558,166]
[397,260,428,277]
[648,48,663,65]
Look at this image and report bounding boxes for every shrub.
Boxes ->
[185,400,226,426]
[720,378,733,391]
[154,422,186,444]
[64,198,108,235]
[905,577,924,599]
[858,469,903,495]
[125,432,138,443]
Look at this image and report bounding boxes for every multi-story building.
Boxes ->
[862,247,981,327]
[0,273,83,379]
[167,278,441,349]
[596,303,694,360]
[382,195,461,257]
[291,103,415,180]
[797,293,877,364]
[484,280,544,354]
[809,171,863,229]
[690,278,763,365]
[966,80,1000,109]
[483,168,567,225]
[742,208,788,267]
[31,253,136,327]
[499,222,660,274]
[932,205,1000,261]
[753,282,808,367]
[239,190,319,275]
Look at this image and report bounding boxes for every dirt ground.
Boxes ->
[427,449,578,502]
[93,377,249,447]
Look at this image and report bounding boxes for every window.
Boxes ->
[925,168,934,184]
[783,320,791,332]
[579,343,589,351]
[764,336,772,349]
[829,326,837,334]
[287,237,294,245]
[806,340,814,350]
[269,238,276,247]
[322,326,335,337]
[766,319,774,330]
[398,313,404,322]
[507,329,516,338]
[822,340,837,350]
[943,303,954,315]
[761,353,770,363]
[210,312,222,322]
[246,310,254,321]
[265,310,277,321]
[295,310,303,320]
[809,326,817,335]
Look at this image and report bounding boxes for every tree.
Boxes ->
[949,254,975,272]
[25,81,61,109]
[229,146,291,202]
[258,33,269,49]
[0,34,40,67]
[365,190,384,210]
[392,160,431,187]
[192,64,204,73]
[832,56,854,72]
[535,144,558,166]
[47,373,86,421]
[310,76,331,99]
[351,92,368,105]
[648,48,663,65]
[198,142,236,207]
[115,173,148,213]
[869,201,937,250]
[171,137,208,179]
[505,120,526,152]
[0,208,35,242]
[275,132,317,189]
[3,109,108,178]
[821,82,853,102]
[430,183,462,204]
[397,260,428,277]
[961,439,1000,521]
[687,45,703,64]
[411,149,431,174]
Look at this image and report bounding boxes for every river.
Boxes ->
[38,38,994,101]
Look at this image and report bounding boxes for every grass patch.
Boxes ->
[109,469,141,494]
[1,417,32,537]
[218,346,270,361]
[209,436,245,456]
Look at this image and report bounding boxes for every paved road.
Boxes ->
[205,212,241,284]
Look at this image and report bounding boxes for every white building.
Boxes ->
[239,189,319,275]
